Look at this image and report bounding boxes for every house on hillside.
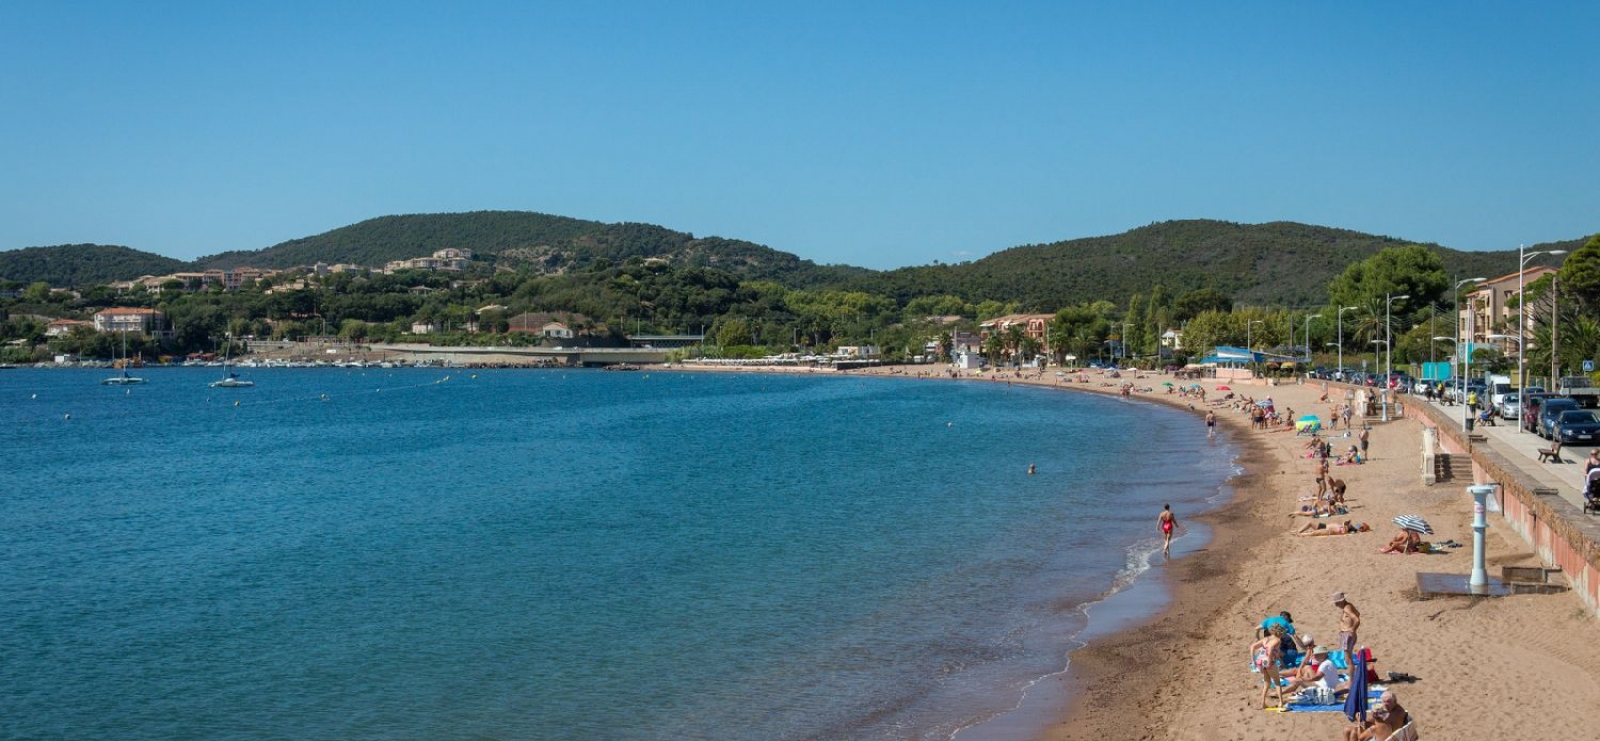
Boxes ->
[92,307,165,334]
[978,314,1054,343]
[506,312,596,339]
[384,248,474,274]
[46,319,91,337]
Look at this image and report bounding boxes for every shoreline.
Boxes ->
[676,362,1600,740]
[669,363,1261,739]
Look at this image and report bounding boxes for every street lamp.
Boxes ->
[1383,293,1410,422]
[1453,277,1486,431]
[1518,245,1568,409]
[1303,314,1322,363]
[1122,322,1132,362]
[1336,306,1359,380]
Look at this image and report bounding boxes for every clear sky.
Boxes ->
[1,2,1595,269]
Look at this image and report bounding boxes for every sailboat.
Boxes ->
[102,330,147,385]
[210,335,255,388]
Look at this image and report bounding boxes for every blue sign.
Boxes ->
[1585,360,1595,373]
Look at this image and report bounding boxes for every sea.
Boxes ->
[0,367,1238,741]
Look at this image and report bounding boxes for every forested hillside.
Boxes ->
[194,211,870,288]
[845,221,1556,309]
[1,215,1581,314]
[0,244,187,287]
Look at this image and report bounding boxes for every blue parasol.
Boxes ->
[1343,648,1370,723]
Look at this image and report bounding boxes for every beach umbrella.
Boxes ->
[1216,385,1232,390]
[1343,649,1370,722]
[1392,515,1433,535]
[1162,381,1173,386]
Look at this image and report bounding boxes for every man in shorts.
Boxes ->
[1331,591,1361,662]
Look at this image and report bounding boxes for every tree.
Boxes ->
[1172,288,1232,323]
[1326,245,1447,316]
[715,317,753,347]
[1557,234,1600,312]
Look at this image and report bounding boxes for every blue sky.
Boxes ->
[1,2,1595,269]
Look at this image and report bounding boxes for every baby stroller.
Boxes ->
[1585,468,1600,515]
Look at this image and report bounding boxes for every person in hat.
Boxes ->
[1332,592,1361,660]
[1282,645,1340,697]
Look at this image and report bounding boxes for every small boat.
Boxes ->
[103,331,147,385]
[209,335,255,389]
[210,372,254,389]
[102,369,147,385]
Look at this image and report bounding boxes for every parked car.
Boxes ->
[1538,398,1583,439]
[1523,393,1559,432]
[1515,392,1555,423]
[1555,409,1600,445]
[1448,382,1487,405]
[1497,392,1522,420]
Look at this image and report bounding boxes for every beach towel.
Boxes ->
[1284,687,1385,713]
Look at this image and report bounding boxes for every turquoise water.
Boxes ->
[0,368,1236,741]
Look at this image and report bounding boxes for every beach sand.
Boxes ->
[826,365,1600,741]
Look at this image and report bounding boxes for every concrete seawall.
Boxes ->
[1412,394,1600,615]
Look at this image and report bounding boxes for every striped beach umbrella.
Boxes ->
[1392,515,1433,534]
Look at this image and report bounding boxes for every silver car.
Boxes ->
[1497,393,1521,420]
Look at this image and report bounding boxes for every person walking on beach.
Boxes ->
[1249,624,1289,710]
[1331,592,1361,662]
[1158,504,1179,556]
[1357,427,1370,460]
[1205,410,1216,438]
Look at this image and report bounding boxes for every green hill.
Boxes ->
[196,210,870,288]
[0,243,187,287]
[4,216,1587,312]
[843,220,1570,309]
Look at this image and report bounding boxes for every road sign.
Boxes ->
[1585,360,1594,373]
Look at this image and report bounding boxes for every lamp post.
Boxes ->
[1336,306,1359,381]
[1122,322,1132,363]
[1303,314,1322,363]
[1383,293,1410,422]
[1452,277,1486,430]
[1518,246,1568,413]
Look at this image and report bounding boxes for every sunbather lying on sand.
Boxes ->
[1288,503,1348,517]
[1294,520,1370,536]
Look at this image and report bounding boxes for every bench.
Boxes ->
[1538,440,1563,463]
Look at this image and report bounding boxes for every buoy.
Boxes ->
[31,393,37,399]
[947,421,953,427]
[63,413,71,420]
[234,401,240,407]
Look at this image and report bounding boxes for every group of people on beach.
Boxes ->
[1243,596,1411,737]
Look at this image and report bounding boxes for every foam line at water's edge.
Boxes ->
[949,447,1242,741]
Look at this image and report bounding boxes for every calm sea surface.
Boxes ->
[0,368,1236,741]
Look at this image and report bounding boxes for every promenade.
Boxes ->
[1414,393,1594,510]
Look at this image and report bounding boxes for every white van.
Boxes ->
[1488,375,1513,407]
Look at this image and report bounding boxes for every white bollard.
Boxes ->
[1422,427,1438,486]
[1468,484,1496,595]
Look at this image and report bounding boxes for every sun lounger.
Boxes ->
[1538,440,1563,463]
[1383,721,1417,741]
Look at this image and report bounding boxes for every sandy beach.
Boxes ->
[788,363,1600,741]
